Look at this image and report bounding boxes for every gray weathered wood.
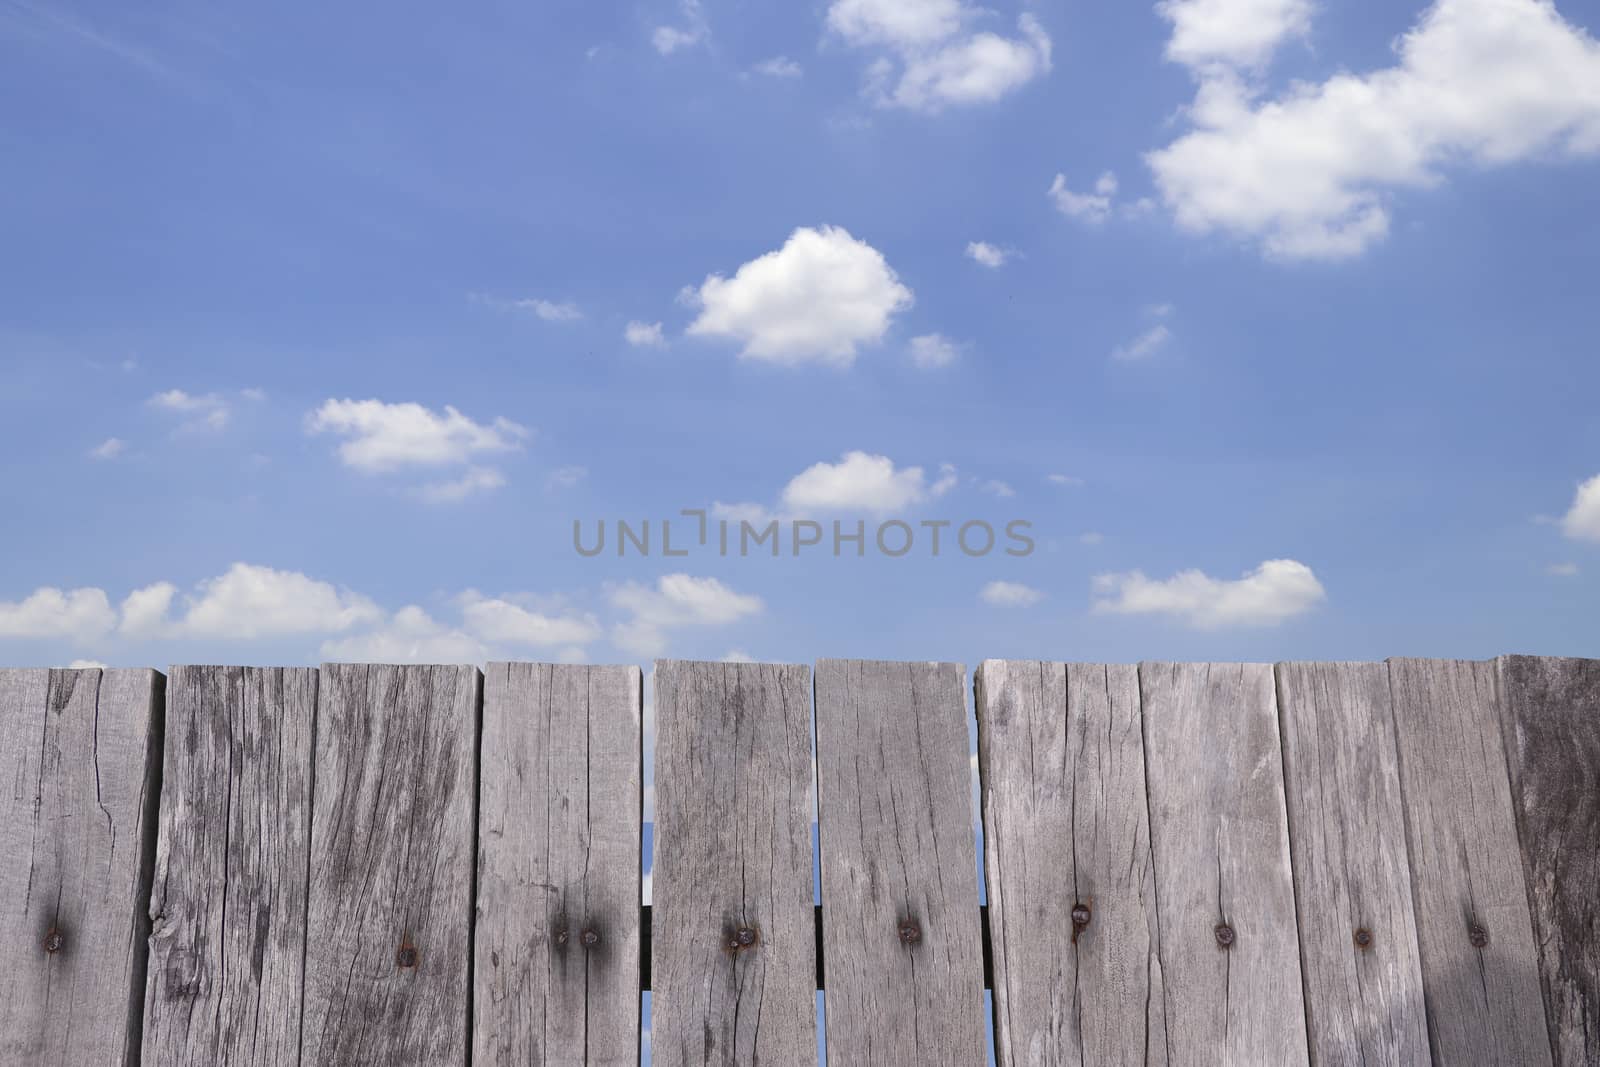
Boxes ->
[651,660,817,1066]
[1276,662,1430,1066]
[141,666,316,1065]
[1140,662,1310,1066]
[299,664,479,1066]
[1496,655,1600,1067]
[475,663,642,1065]
[815,659,985,1066]
[976,661,1166,1066]
[1387,658,1552,1066]
[0,668,162,1066]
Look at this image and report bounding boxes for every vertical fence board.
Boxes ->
[142,667,316,1065]
[1496,655,1600,1067]
[475,663,642,1065]
[1140,662,1310,1066]
[815,659,985,1066]
[1387,658,1552,1066]
[1276,662,1430,1066]
[652,660,816,1066]
[0,668,162,1066]
[976,661,1166,1066]
[299,664,478,1066]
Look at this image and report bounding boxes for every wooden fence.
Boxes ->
[0,657,1594,1065]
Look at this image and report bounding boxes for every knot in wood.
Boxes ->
[42,928,65,955]
[554,928,570,946]
[1468,923,1490,948]
[396,944,419,969]
[1213,923,1236,949]
[897,920,922,945]
[1353,927,1374,950]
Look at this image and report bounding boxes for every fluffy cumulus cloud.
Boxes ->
[909,333,960,368]
[89,437,126,460]
[980,580,1043,606]
[1149,0,1600,260]
[458,592,601,647]
[149,389,229,430]
[781,451,956,513]
[685,226,913,365]
[321,606,489,664]
[120,563,382,639]
[0,587,117,642]
[1049,171,1118,223]
[965,241,1008,268]
[625,320,666,347]
[306,399,528,499]
[1562,473,1600,541]
[609,574,763,657]
[1159,0,1313,70]
[1092,558,1326,628]
[828,0,1051,112]
[653,0,708,54]
[752,56,803,78]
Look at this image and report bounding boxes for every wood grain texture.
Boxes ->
[815,659,985,1066]
[1276,662,1429,1066]
[651,660,816,1067]
[141,666,316,1065]
[0,668,162,1066]
[475,663,642,1066]
[1387,658,1552,1066]
[1140,662,1310,1066]
[1496,655,1600,1067]
[976,661,1166,1067]
[300,664,479,1066]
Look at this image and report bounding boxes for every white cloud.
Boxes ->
[909,333,960,368]
[149,389,229,430]
[306,399,529,472]
[712,500,778,525]
[1047,473,1084,487]
[625,320,666,347]
[121,563,383,639]
[781,451,954,513]
[753,56,803,78]
[321,605,488,664]
[722,649,755,662]
[68,659,108,669]
[412,466,506,503]
[830,0,1051,111]
[0,587,117,642]
[241,387,267,402]
[459,592,601,648]
[1159,0,1314,71]
[1562,473,1600,541]
[653,0,707,54]
[1546,561,1579,577]
[1049,171,1119,223]
[609,574,763,657]
[980,580,1043,606]
[981,479,1015,498]
[965,241,1008,267]
[1149,0,1600,260]
[89,437,126,460]
[685,226,913,365]
[1093,558,1325,628]
[520,299,582,322]
[547,465,588,490]
[1113,323,1173,362]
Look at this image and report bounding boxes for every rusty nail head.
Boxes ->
[555,928,570,946]
[1071,904,1092,928]
[43,928,64,955]
[1354,927,1374,950]
[1214,923,1236,948]
[581,928,600,948]
[396,945,419,969]
[898,921,922,945]
[730,927,758,951]
[1469,924,1489,948]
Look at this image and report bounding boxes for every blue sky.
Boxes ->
[3,0,1599,675]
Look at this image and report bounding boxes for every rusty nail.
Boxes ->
[1468,924,1489,948]
[43,928,65,955]
[1353,927,1374,950]
[1214,923,1236,948]
[396,944,419,969]
[898,920,922,945]
[1070,903,1092,944]
[554,928,570,946]
[729,927,758,951]
[581,928,600,948]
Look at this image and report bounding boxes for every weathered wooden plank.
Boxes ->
[815,659,985,1065]
[0,668,162,1066]
[475,663,642,1065]
[299,664,479,1066]
[1276,662,1429,1066]
[1496,655,1600,1067]
[1387,658,1552,1066]
[651,660,816,1066]
[1140,662,1309,1066]
[141,666,316,1065]
[975,661,1166,1066]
